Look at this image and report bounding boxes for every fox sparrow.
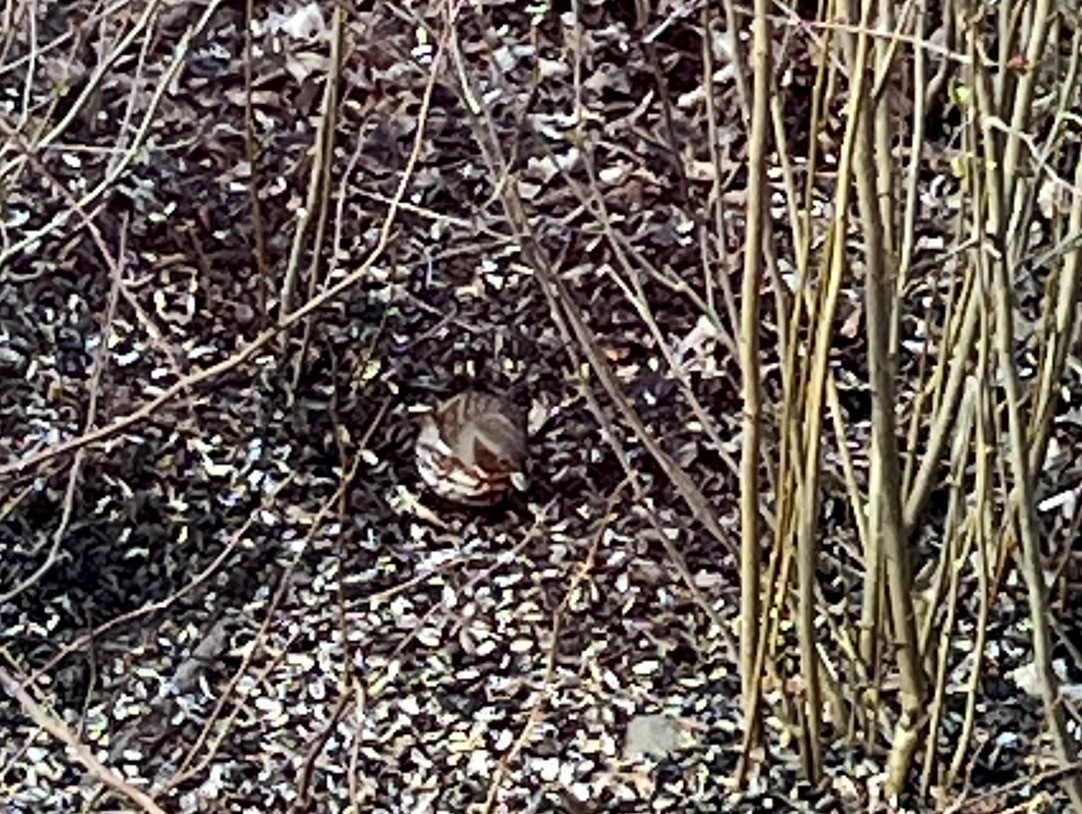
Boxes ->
[415,389,528,506]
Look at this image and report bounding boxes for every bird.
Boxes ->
[414,389,529,506]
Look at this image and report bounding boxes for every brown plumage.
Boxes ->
[415,389,528,506]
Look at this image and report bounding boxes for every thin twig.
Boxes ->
[0,667,171,814]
